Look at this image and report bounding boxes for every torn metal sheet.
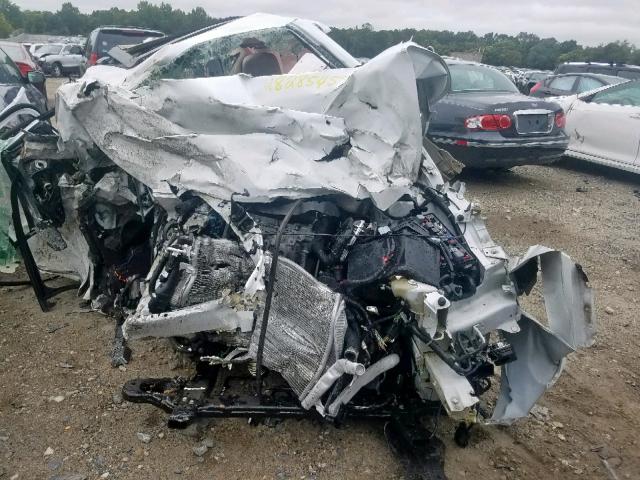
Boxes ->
[491,246,595,423]
[510,245,595,349]
[56,42,449,210]
[492,313,573,423]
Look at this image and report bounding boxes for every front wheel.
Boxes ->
[52,62,62,77]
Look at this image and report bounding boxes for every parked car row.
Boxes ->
[2,20,638,177]
[424,59,640,174]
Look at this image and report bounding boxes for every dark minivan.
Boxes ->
[554,62,640,80]
[85,26,165,67]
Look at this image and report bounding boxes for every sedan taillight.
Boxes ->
[465,114,512,131]
[555,111,566,129]
[14,61,33,77]
[88,52,98,65]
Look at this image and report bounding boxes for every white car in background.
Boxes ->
[38,44,85,76]
[560,80,640,174]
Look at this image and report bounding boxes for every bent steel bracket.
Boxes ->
[491,245,595,423]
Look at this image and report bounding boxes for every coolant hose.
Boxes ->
[326,353,400,417]
[300,359,365,410]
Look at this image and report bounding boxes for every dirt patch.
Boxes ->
[1,162,639,479]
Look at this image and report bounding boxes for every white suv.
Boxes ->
[39,44,84,77]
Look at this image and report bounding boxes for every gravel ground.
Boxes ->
[1,77,639,480]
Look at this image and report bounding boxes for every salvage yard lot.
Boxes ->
[1,159,638,480]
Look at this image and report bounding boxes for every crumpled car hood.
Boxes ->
[57,43,449,210]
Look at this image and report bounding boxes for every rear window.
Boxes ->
[618,70,640,80]
[587,66,615,75]
[0,43,27,61]
[591,81,640,107]
[448,64,518,93]
[38,44,63,56]
[94,31,164,57]
[0,48,23,83]
[576,77,604,93]
[556,64,586,74]
[549,75,578,92]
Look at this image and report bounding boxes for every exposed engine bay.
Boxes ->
[0,33,595,479]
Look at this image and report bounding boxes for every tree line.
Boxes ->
[0,0,638,70]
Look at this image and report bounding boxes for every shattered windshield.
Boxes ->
[0,43,26,61]
[449,63,519,93]
[148,27,330,82]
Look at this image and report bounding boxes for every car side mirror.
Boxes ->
[27,70,45,85]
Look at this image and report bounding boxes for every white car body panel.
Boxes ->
[563,83,640,174]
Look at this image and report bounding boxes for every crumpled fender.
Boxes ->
[491,245,595,423]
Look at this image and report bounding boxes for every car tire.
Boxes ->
[52,62,63,77]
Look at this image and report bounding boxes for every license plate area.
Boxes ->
[514,109,553,134]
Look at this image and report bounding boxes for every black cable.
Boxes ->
[371,305,405,325]
[409,323,479,376]
[255,198,302,402]
[0,103,41,123]
[0,107,54,140]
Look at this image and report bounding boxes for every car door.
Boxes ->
[566,81,640,167]
[58,45,72,67]
[67,45,84,68]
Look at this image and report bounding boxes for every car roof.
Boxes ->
[443,58,483,66]
[560,61,640,68]
[550,72,625,83]
[106,13,358,88]
[91,26,165,35]
[443,58,501,71]
[0,41,24,47]
[0,41,30,60]
[576,78,638,99]
[555,62,640,73]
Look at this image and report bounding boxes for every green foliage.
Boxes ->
[329,25,640,70]
[0,0,233,37]
[1,0,639,70]
[0,12,12,37]
[483,40,523,66]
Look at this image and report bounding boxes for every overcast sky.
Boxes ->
[12,0,640,47]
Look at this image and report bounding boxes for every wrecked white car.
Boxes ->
[1,13,594,475]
